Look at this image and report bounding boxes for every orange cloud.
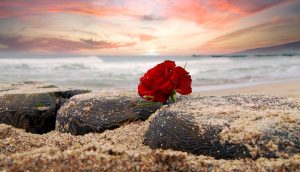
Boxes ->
[139,34,155,41]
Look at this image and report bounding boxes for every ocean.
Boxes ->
[0,55,300,91]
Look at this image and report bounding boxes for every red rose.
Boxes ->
[138,60,192,103]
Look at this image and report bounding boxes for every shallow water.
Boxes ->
[0,55,300,90]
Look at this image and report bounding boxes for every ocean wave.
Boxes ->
[0,55,299,89]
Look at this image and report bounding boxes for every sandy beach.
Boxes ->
[196,79,300,97]
[0,81,300,171]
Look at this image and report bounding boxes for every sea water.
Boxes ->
[0,55,299,91]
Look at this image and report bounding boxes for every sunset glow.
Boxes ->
[0,0,300,55]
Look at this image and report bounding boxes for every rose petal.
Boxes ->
[163,60,176,70]
[152,90,169,103]
[138,83,151,96]
[176,75,192,95]
[159,80,176,95]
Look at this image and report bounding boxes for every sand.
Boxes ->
[196,79,300,97]
[1,116,300,171]
[1,81,300,171]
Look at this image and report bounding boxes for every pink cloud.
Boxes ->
[163,0,287,27]
[0,0,135,19]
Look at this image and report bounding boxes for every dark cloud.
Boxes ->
[0,35,135,53]
[72,29,102,37]
[140,15,164,21]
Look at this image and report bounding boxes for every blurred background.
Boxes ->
[0,0,299,93]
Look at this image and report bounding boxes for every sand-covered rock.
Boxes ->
[0,82,90,133]
[1,122,300,171]
[56,90,162,135]
[144,95,300,159]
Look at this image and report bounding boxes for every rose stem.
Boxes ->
[170,94,176,103]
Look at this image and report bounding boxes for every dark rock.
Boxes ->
[144,95,300,159]
[54,89,91,99]
[0,82,90,134]
[56,90,162,135]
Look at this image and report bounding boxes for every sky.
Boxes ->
[0,0,300,55]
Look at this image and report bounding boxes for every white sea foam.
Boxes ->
[0,55,299,89]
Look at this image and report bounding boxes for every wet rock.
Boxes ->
[144,95,300,159]
[56,90,162,135]
[0,82,90,134]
